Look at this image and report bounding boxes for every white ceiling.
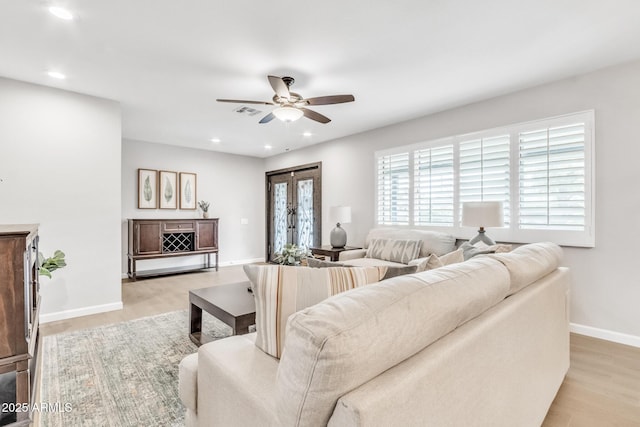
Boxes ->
[2,1,640,158]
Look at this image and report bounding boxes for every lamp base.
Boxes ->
[330,223,347,248]
[469,228,496,246]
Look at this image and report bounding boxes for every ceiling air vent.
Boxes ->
[234,106,263,117]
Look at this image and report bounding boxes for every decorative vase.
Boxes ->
[330,223,347,248]
[203,211,209,219]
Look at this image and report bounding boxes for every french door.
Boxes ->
[266,162,321,262]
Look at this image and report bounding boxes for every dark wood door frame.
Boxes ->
[265,162,322,261]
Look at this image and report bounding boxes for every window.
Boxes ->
[459,135,510,224]
[519,123,586,231]
[377,152,410,225]
[414,144,454,226]
[374,111,594,247]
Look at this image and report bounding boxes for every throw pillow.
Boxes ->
[243,264,383,359]
[365,238,422,264]
[460,242,512,261]
[416,248,464,272]
[307,257,417,280]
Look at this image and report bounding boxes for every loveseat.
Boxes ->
[335,228,458,267]
[179,242,570,426]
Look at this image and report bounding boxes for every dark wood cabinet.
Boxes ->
[196,220,217,251]
[127,219,219,281]
[136,222,162,255]
[0,225,40,426]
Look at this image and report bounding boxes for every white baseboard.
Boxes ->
[40,301,123,324]
[219,257,264,267]
[120,257,264,279]
[570,323,640,348]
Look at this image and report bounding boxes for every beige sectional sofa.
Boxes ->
[179,243,570,426]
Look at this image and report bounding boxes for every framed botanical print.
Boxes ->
[159,170,178,209]
[179,172,197,210]
[138,169,158,209]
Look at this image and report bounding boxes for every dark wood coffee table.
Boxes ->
[189,281,256,346]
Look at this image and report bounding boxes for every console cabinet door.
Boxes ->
[136,222,162,255]
[196,220,218,251]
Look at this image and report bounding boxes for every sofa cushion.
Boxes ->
[243,264,383,358]
[275,257,510,426]
[365,228,456,257]
[489,242,563,296]
[307,257,417,280]
[416,248,464,272]
[365,238,421,264]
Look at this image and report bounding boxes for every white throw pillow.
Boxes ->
[365,238,422,264]
[416,248,464,272]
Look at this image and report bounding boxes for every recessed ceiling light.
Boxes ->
[48,6,74,20]
[210,138,221,143]
[264,145,272,150]
[47,71,66,80]
[303,132,312,137]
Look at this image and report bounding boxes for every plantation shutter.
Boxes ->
[459,135,510,223]
[519,123,586,230]
[377,152,410,225]
[414,144,454,225]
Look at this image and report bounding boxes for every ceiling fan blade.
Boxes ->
[216,99,274,105]
[301,108,331,124]
[267,75,291,100]
[303,94,355,106]
[259,112,276,124]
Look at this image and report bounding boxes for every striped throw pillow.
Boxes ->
[365,238,422,264]
[243,264,383,359]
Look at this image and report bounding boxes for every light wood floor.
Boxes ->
[40,266,640,426]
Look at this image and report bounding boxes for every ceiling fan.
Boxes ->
[217,75,355,124]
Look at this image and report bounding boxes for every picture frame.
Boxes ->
[159,170,178,209]
[138,169,158,209]
[179,172,197,210]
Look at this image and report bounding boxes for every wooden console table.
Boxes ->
[127,218,219,281]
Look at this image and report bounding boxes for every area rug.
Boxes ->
[40,310,232,427]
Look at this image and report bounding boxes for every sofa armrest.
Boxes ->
[196,333,281,426]
[338,249,367,261]
[179,353,199,412]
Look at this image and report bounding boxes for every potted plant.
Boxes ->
[274,244,309,266]
[198,200,210,218]
[38,250,67,278]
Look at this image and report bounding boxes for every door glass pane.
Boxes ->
[297,179,314,251]
[274,182,288,254]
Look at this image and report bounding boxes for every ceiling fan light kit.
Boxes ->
[217,75,355,124]
[273,106,303,122]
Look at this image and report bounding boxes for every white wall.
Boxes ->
[0,77,122,321]
[121,139,265,275]
[265,59,640,343]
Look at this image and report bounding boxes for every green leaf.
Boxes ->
[185,180,192,203]
[164,177,173,202]
[144,176,152,202]
[39,267,51,278]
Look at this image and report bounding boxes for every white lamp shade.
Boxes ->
[330,206,351,224]
[273,106,303,122]
[462,202,504,228]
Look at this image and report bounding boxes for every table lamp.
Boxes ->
[330,206,351,248]
[462,201,504,245]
